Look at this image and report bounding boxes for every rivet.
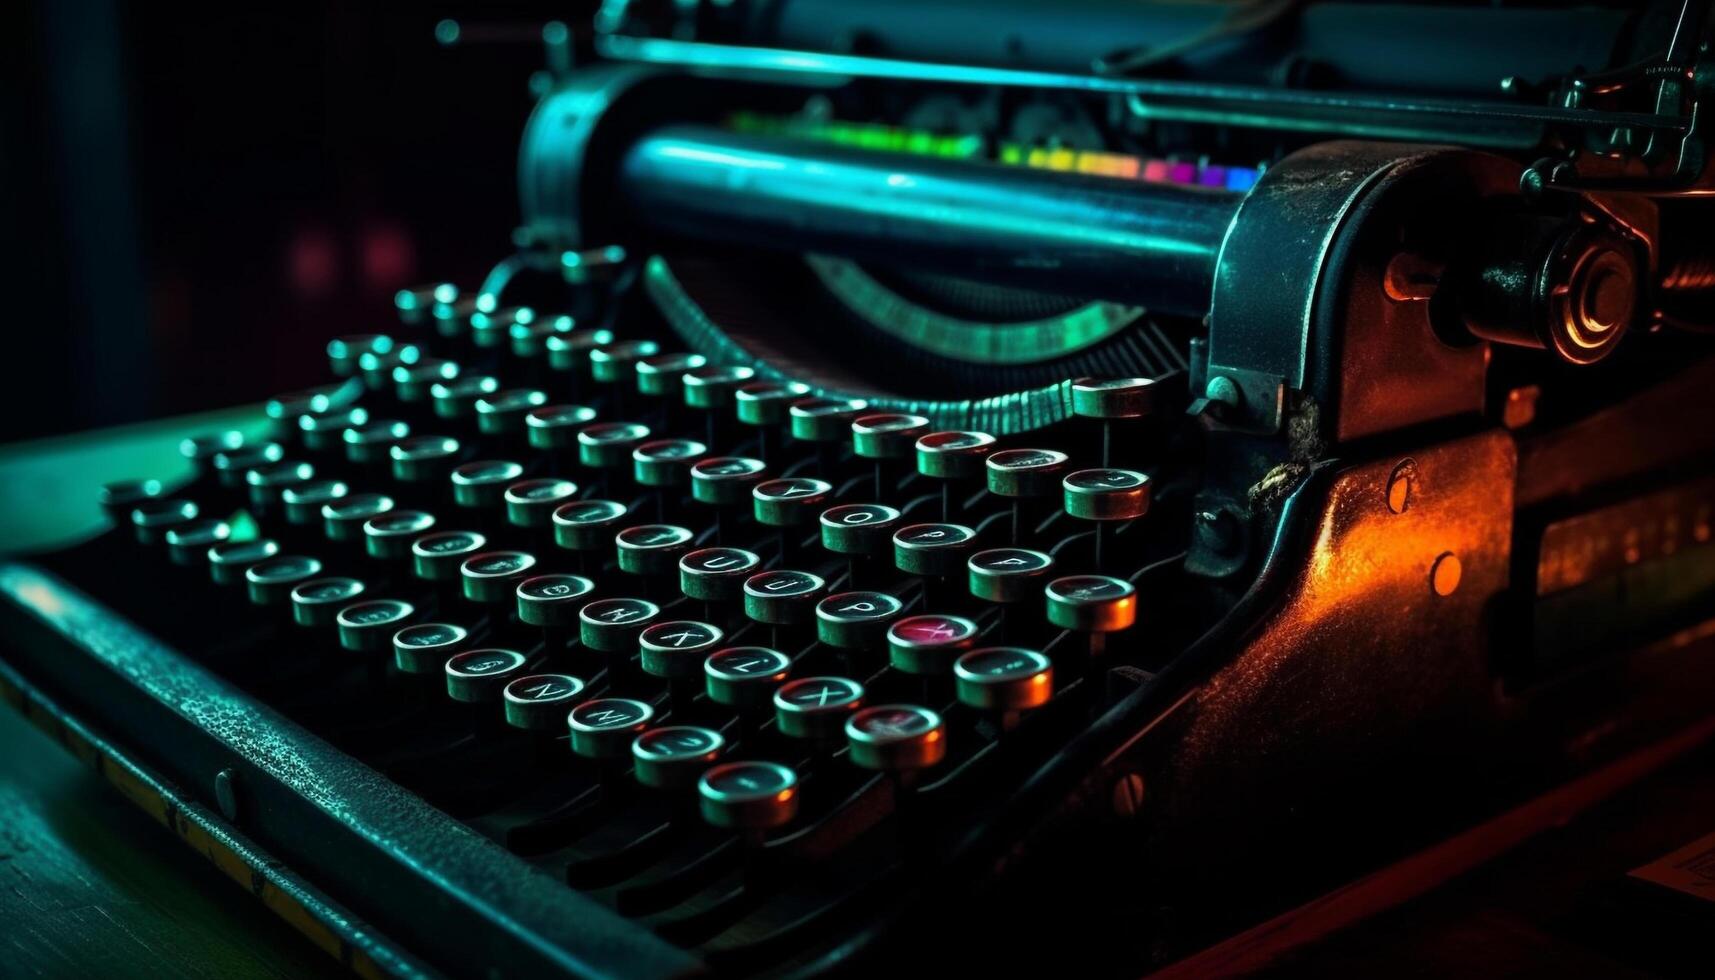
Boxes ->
[1112,772,1147,818]
[1431,552,1462,596]
[215,767,241,822]
[1386,459,1417,514]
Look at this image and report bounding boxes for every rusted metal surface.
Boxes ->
[1537,473,1715,596]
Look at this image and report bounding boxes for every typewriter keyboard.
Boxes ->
[92,289,1206,971]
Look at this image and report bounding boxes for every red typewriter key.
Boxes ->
[887,614,979,675]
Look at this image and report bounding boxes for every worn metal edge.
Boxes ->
[0,657,435,980]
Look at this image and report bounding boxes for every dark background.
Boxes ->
[0,1,589,445]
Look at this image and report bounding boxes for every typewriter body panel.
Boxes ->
[4,1,1715,975]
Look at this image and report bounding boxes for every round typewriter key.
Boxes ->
[887,614,979,675]
[503,673,586,731]
[915,430,996,480]
[208,538,279,586]
[267,381,360,425]
[615,524,695,576]
[336,598,414,652]
[213,442,286,488]
[411,530,486,581]
[699,761,798,831]
[395,281,456,324]
[955,647,1053,711]
[165,518,231,566]
[633,726,725,790]
[1044,575,1137,634]
[390,435,462,483]
[342,419,411,465]
[986,448,1070,498]
[469,306,530,349]
[639,621,725,680]
[509,316,574,359]
[743,569,827,626]
[968,548,1055,603]
[291,577,366,627]
[577,421,651,469]
[682,364,755,409]
[100,478,162,522]
[298,406,368,452]
[735,380,811,427]
[892,523,978,577]
[851,413,931,460]
[679,547,761,601]
[633,439,706,487]
[552,499,629,551]
[323,493,395,542]
[819,503,901,556]
[359,343,420,391]
[689,456,767,506]
[525,404,597,450]
[816,591,904,649]
[393,356,459,403]
[545,325,615,372]
[516,573,595,627]
[1072,377,1157,419]
[589,339,661,384]
[789,396,869,443]
[433,296,481,339]
[774,677,864,740]
[1063,469,1151,521]
[445,648,529,703]
[131,498,199,545]
[568,697,654,760]
[281,478,347,525]
[363,509,436,560]
[451,460,524,509]
[327,334,392,378]
[461,550,537,604]
[246,555,323,605]
[635,351,707,396]
[392,622,468,674]
[505,478,578,527]
[431,374,499,420]
[243,458,315,504]
[846,705,946,772]
[752,477,832,527]
[178,431,245,475]
[475,388,549,436]
[578,597,661,653]
[704,647,791,709]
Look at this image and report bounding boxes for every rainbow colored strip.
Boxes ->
[727,112,1262,192]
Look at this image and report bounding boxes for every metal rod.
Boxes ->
[616,124,1241,315]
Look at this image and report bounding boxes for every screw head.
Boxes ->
[1112,772,1147,818]
[1386,459,1417,514]
[1431,551,1462,596]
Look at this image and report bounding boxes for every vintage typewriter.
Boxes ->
[4,0,1715,975]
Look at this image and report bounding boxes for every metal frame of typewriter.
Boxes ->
[6,4,1715,977]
